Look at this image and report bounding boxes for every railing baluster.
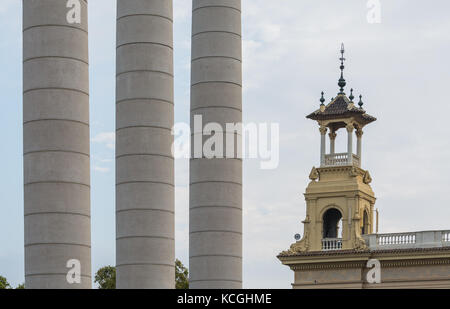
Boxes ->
[322,238,343,251]
[375,231,439,248]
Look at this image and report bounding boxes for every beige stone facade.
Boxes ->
[292,165,376,253]
[279,248,450,289]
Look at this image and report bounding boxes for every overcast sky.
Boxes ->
[1,0,450,288]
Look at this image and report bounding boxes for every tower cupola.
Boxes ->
[306,44,376,168]
[286,45,377,253]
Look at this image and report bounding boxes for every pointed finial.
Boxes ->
[331,97,334,102]
[338,43,346,95]
[358,95,364,108]
[349,88,354,102]
[320,91,325,105]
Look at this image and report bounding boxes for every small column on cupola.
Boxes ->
[329,130,337,155]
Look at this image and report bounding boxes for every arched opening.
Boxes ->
[362,210,369,235]
[322,208,343,239]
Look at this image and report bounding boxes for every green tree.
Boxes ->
[94,266,116,289]
[94,259,189,289]
[0,276,11,289]
[175,259,189,289]
[16,283,25,289]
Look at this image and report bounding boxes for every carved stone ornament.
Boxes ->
[309,167,319,181]
[346,123,354,133]
[349,166,358,177]
[288,231,310,253]
[302,215,311,224]
[353,236,368,250]
[353,228,368,250]
[363,170,372,184]
[356,128,364,138]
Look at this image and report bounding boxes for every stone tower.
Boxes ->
[189,0,243,289]
[278,46,450,289]
[115,0,175,289]
[290,45,377,253]
[23,0,91,288]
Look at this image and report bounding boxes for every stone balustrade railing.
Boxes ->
[363,230,450,250]
[322,238,343,251]
[443,231,450,243]
[324,153,360,167]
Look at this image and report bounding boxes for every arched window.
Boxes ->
[322,208,343,239]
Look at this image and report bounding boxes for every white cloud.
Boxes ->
[93,166,110,173]
[91,132,115,150]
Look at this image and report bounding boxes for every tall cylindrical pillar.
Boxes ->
[116,0,175,289]
[23,0,91,288]
[190,0,243,289]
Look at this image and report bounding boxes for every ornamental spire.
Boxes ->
[358,95,364,108]
[349,88,354,102]
[338,43,346,95]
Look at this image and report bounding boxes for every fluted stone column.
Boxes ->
[116,0,174,289]
[23,0,91,288]
[190,0,243,289]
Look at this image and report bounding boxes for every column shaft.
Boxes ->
[347,125,354,165]
[116,0,175,289]
[320,126,327,166]
[329,131,336,155]
[23,0,91,288]
[190,0,243,289]
[320,134,326,165]
[356,129,363,167]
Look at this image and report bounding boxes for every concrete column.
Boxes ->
[320,126,327,166]
[23,0,91,288]
[346,124,354,165]
[116,0,174,289]
[190,0,243,289]
[329,130,336,155]
[356,128,363,166]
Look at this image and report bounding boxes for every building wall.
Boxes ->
[289,255,450,289]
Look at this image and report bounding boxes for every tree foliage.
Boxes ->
[94,266,116,289]
[175,259,189,289]
[94,259,189,289]
[0,276,11,289]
